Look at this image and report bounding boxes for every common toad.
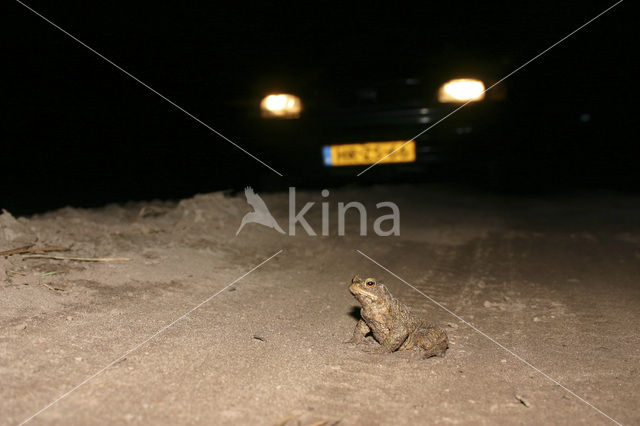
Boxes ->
[348,276,448,357]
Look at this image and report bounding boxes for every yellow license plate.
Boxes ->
[323,140,416,167]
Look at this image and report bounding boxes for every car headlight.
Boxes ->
[260,93,302,118]
[438,79,485,103]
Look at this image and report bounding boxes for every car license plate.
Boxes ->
[323,140,416,167]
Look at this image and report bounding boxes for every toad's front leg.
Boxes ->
[346,319,370,344]
[378,327,410,352]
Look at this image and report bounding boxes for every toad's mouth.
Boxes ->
[349,283,379,301]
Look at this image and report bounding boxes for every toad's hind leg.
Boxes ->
[415,325,449,358]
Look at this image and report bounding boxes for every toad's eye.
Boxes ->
[365,279,375,286]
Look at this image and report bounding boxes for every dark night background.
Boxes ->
[4,1,636,214]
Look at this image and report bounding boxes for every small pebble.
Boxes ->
[15,323,27,331]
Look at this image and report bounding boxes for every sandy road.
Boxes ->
[1,185,639,425]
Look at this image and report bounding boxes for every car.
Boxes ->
[234,54,510,185]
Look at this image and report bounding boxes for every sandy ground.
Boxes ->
[1,185,639,425]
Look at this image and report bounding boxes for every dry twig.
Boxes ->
[41,282,64,292]
[22,255,131,262]
[515,394,531,407]
[38,270,67,277]
[0,246,70,256]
